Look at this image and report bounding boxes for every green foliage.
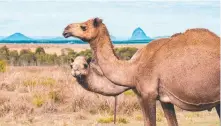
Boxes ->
[97,117,113,123]
[23,79,37,87]
[19,49,35,66]
[1,46,138,66]
[48,90,60,102]
[32,94,44,107]
[8,50,19,65]
[0,46,9,60]
[35,46,45,54]
[76,49,92,59]
[124,90,136,96]
[0,60,7,72]
[97,116,129,124]
[40,77,56,87]
[115,47,138,60]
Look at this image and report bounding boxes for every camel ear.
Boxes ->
[93,17,103,27]
[86,57,92,64]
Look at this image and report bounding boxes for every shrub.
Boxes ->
[9,50,19,65]
[77,49,92,59]
[48,90,60,102]
[35,46,45,54]
[23,80,37,87]
[32,94,44,107]
[40,77,56,87]
[0,46,9,60]
[0,60,7,72]
[115,47,137,60]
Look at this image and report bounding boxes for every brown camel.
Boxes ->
[63,18,220,126]
[71,56,143,124]
[70,56,131,96]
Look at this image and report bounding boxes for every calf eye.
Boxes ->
[70,64,73,69]
[84,64,88,68]
[80,25,87,31]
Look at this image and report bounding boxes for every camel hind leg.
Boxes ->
[161,102,178,126]
[215,104,220,118]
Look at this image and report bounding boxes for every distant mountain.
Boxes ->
[130,27,150,40]
[2,33,32,41]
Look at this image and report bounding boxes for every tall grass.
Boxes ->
[0,66,141,117]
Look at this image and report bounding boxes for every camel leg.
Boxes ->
[137,95,147,124]
[132,89,147,124]
[215,104,220,118]
[141,93,157,126]
[161,102,178,126]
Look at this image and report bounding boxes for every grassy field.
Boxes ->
[0,66,219,126]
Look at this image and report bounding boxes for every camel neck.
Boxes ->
[90,27,118,62]
[88,25,135,87]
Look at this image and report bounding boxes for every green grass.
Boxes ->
[124,90,136,96]
[97,116,129,124]
[40,77,56,87]
[0,60,7,72]
[23,80,37,87]
[32,94,45,107]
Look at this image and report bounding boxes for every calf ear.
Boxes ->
[93,17,103,27]
[86,57,92,64]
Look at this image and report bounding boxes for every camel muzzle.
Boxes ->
[63,31,72,38]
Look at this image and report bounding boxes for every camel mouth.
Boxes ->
[63,32,72,38]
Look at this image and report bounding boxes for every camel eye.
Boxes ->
[84,64,88,69]
[80,25,87,31]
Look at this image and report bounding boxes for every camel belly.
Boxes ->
[156,47,220,110]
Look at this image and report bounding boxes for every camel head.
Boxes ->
[70,56,91,78]
[63,18,103,42]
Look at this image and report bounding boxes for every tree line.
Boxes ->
[0,46,138,66]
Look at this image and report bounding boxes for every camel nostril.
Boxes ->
[63,32,71,38]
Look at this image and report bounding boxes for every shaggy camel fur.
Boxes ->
[63,18,220,126]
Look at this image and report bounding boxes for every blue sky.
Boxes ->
[0,0,220,38]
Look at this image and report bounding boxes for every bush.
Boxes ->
[35,46,45,54]
[32,94,45,107]
[0,60,7,72]
[115,47,137,60]
[8,50,19,65]
[0,46,9,60]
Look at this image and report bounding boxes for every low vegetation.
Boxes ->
[97,116,129,124]
[0,46,137,66]
[0,60,7,72]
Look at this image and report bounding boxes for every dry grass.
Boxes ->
[0,66,219,126]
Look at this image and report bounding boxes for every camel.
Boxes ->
[70,56,131,96]
[63,18,220,126]
[70,56,143,124]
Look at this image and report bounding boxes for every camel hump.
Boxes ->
[171,28,219,39]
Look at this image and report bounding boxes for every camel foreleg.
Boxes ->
[142,92,157,126]
[161,102,178,126]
